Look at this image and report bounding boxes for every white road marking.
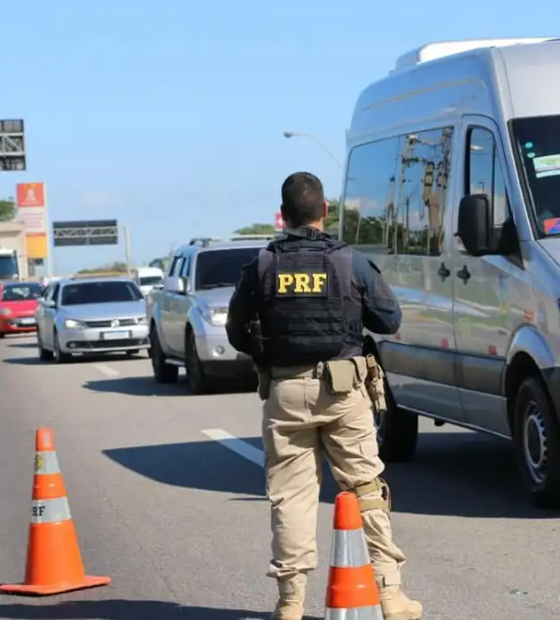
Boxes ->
[201,428,264,467]
[92,363,120,377]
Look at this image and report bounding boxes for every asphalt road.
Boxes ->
[1,334,560,620]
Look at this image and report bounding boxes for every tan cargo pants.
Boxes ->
[261,357,406,588]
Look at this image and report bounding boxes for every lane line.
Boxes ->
[92,363,120,377]
[201,428,264,467]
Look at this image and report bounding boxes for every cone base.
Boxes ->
[0,574,111,596]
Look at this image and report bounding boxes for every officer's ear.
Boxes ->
[322,201,329,219]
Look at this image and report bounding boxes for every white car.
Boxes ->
[36,276,150,363]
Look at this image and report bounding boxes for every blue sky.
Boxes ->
[0,0,555,274]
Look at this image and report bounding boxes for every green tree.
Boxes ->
[0,197,16,222]
[234,223,275,235]
[77,261,127,274]
[148,258,168,270]
[325,198,340,232]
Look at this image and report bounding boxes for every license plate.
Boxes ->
[102,330,129,340]
[20,318,36,325]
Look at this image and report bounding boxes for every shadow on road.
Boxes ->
[104,430,560,519]
[3,354,147,367]
[104,436,266,498]
[0,600,307,620]
[6,342,38,349]
[2,356,44,366]
[85,376,257,397]
[84,376,191,397]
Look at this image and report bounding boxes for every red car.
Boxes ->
[0,282,43,338]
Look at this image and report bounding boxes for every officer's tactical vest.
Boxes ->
[257,229,362,366]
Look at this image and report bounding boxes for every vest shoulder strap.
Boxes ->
[257,248,274,281]
[324,239,348,254]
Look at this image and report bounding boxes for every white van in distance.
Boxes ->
[340,37,560,508]
[132,267,164,296]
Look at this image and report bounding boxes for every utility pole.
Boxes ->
[123,224,132,277]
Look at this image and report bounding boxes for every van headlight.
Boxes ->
[136,316,148,325]
[200,306,228,327]
[64,318,86,329]
[0,308,12,317]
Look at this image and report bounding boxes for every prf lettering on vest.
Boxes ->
[276,271,328,296]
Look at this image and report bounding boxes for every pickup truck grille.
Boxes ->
[83,318,138,328]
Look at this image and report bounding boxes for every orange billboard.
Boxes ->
[16,182,45,208]
[15,182,49,260]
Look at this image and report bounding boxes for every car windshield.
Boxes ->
[194,247,262,290]
[0,255,18,279]
[510,114,560,236]
[61,281,143,305]
[139,276,162,286]
[1,283,42,301]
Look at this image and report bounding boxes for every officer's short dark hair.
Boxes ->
[281,172,325,228]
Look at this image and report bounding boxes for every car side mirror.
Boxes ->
[457,193,492,256]
[165,275,185,294]
[41,299,55,308]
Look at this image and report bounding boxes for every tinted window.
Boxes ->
[467,127,511,228]
[61,281,143,305]
[342,136,401,249]
[342,128,453,256]
[1,283,42,301]
[139,276,163,286]
[194,248,261,289]
[0,254,18,278]
[510,115,560,235]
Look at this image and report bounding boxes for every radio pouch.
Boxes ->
[323,360,356,395]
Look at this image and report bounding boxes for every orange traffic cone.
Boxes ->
[325,492,383,619]
[1,427,111,596]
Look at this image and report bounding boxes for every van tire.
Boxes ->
[150,327,178,384]
[513,376,560,509]
[375,387,419,462]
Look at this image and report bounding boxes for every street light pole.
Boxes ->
[283,131,343,169]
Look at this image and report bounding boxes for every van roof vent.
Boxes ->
[393,37,557,72]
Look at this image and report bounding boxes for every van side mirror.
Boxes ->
[457,194,492,256]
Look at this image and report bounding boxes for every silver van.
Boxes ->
[340,37,560,508]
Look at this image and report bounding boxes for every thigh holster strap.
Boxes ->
[351,478,391,513]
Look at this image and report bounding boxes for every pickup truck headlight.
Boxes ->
[64,318,87,329]
[201,306,228,327]
[136,316,148,325]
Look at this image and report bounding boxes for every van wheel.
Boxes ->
[375,384,418,462]
[513,376,560,509]
[150,327,178,384]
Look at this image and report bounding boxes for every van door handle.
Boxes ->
[457,265,471,282]
[437,262,451,279]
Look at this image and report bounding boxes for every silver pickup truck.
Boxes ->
[146,235,274,394]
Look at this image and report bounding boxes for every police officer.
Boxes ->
[226,172,422,620]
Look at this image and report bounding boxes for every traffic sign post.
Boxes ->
[0,119,25,171]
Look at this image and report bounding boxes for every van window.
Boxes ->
[466,127,511,228]
[510,114,560,236]
[341,127,453,256]
[139,276,163,286]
